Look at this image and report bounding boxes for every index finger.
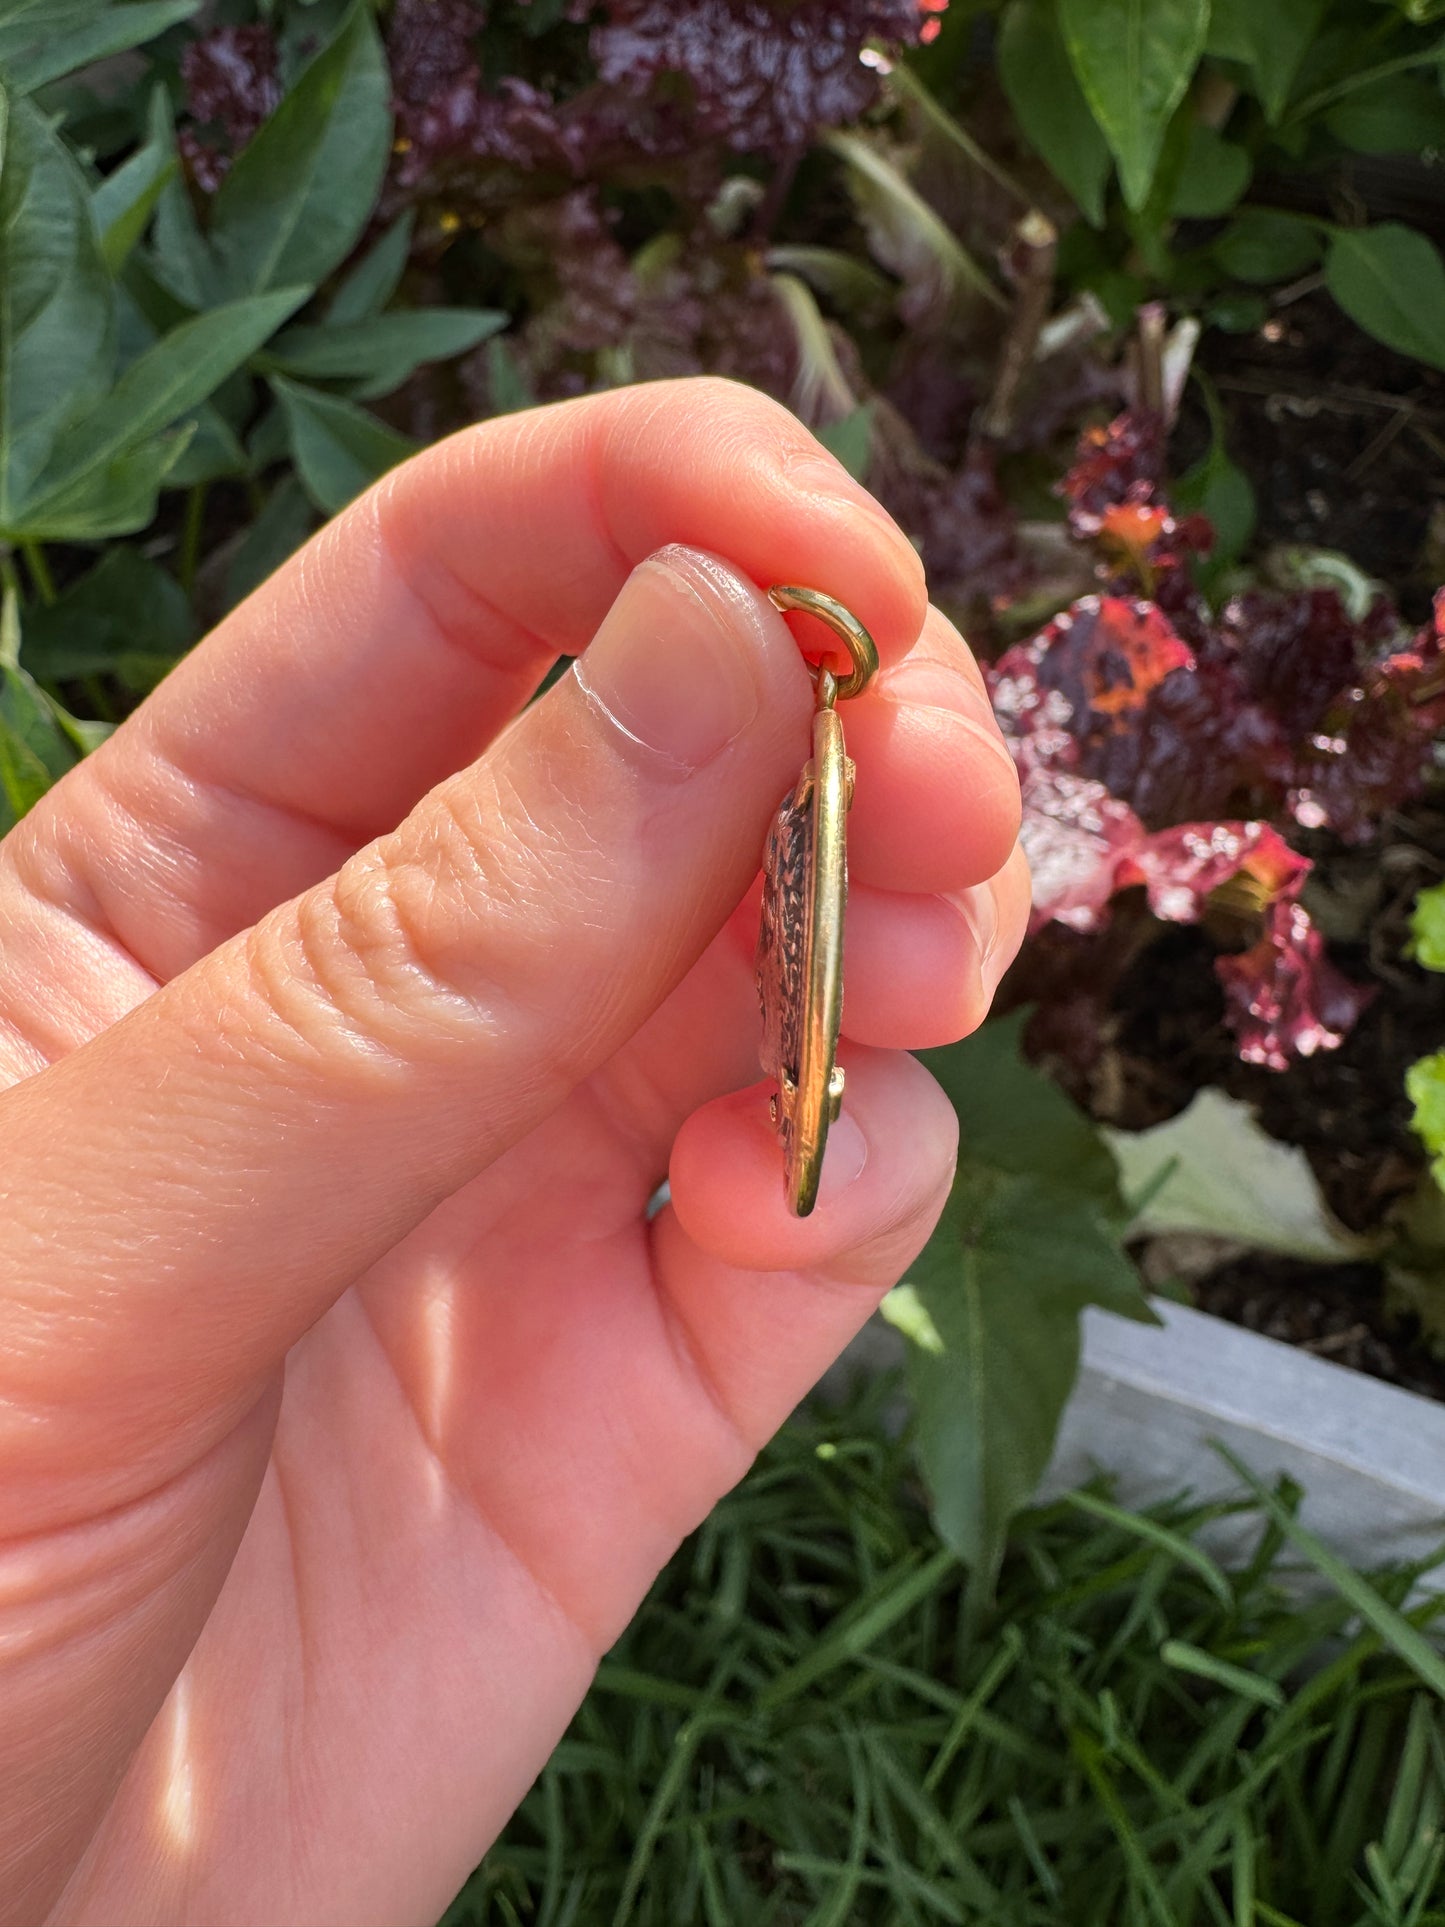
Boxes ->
[3,378,927,1002]
[191,374,927,827]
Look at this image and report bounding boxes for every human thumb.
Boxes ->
[0,546,813,1521]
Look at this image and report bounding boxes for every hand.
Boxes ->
[0,379,1027,1926]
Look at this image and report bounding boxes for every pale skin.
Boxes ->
[0,379,1029,1927]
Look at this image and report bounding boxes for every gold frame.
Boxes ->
[758,587,878,1216]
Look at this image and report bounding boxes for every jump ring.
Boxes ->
[767,584,879,701]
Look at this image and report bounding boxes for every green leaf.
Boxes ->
[1205,0,1325,122]
[223,476,315,611]
[1326,224,1445,373]
[1385,1174,1445,1350]
[765,244,894,317]
[1407,1050,1445,1188]
[93,136,177,275]
[19,548,194,687]
[1174,438,1256,566]
[25,289,306,518]
[520,0,572,30]
[922,1014,1141,1229]
[1325,75,1445,156]
[482,336,536,416]
[1213,207,1321,284]
[0,591,80,831]
[823,130,1007,320]
[327,211,415,324]
[1409,881,1445,973]
[0,0,198,94]
[815,405,873,481]
[997,0,1111,226]
[890,1017,1152,1582]
[1105,1088,1375,1262]
[1159,1640,1287,1709]
[14,435,184,542]
[1058,0,1211,210]
[246,399,290,475]
[162,402,248,489]
[772,271,858,422]
[148,79,221,311]
[1215,1443,1445,1700]
[271,375,417,515]
[0,91,116,533]
[1170,124,1251,220]
[266,307,507,397]
[209,2,390,301]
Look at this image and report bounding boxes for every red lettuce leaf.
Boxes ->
[590,0,929,155]
[1119,821,1310,925]
[1216,898,1376,1070]
[179,23,281,189]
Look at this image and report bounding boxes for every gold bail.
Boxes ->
[768,585,879,702]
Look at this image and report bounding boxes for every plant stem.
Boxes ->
[83,675,116,725]
[0,553,22,604]
[179,485,208,598]
[977,211,1057,443]
[1135,302,1167,418]
[1285,47,1445,129]
[22,541,56,606]
[751,145,803,244]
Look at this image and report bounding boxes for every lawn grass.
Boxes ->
[442,1377,1445,1927]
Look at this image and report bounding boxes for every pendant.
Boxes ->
[756,586,878,1216]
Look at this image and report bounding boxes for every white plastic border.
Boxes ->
[1042,1300,1445,1574]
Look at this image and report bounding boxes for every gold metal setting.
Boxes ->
[766,583,880,699]
[756,587,877,1216]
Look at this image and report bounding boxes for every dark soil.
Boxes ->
[1193,1253,1445,1406]
[1193,290,1445,620]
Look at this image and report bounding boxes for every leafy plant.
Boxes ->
[4,0,1444,1583]
[986,0,1445,369]
[990,405,1445,1071]
[1406,883,1445,1189]
[0,1,504,666]
[451,1381,1445,1926]
[883,1013,1152,1584]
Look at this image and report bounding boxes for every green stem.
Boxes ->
[179,485,208,598]
[1284,47,1445,129]
[0,553,21,603]
[22,541,56,606]
[888,61,1032,210]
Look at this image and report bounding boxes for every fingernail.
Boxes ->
[816,1108,869,1203]
[573,546,761,771]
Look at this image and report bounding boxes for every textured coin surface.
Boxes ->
[756,772,812,1169]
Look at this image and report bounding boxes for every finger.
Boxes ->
[842,836,1032,1048]
[52,1051,957,1927]
[0,380,927,1029]
[589,828,1031,1174]
[659,1045,957,1447]
[846,604,1021,893]
[0,548,820,1525]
